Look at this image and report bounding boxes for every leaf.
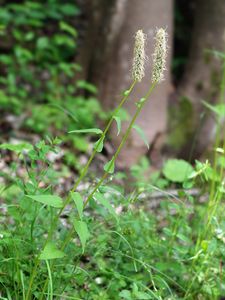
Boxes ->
[69,128,103,135]
[76,80,97,94]
[163,159,194,183]
[71,192,83,220]
[104,157,115,174]
[119,290,131,299]
[60,21,77,37]
[26,194,63,208]
[202,100,225,117]
[113,116,121,135]
[40,242,65,260]
[93,192,118,221]
[0,142,33,153]
[132,125,149,149]
[94,137,104,153]
[73,220,89,253]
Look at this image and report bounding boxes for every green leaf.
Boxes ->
[60,4,80,16]
[71,192,83,220]
[73,220,89,253]
[76,80,97,94]
[94,137,104,153]
[132,125,149,149]
[123,89,130,96]
[202,101,225,117]
[113,116,121,135]
[60,21,77,37]
[93,192,118,221]
[104,157,115,174]
[0,142,33,153]
[69,128,103,135]
[40,242,65,260]
[163,159,194,183]
[119,290,132,299]
[26,194,63,208]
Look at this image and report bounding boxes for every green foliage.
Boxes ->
[0,135,225,299]
[0,0,104,156]
[163,159,194,183]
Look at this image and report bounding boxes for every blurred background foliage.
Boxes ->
[0,0,106,161]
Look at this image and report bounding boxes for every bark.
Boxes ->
[171,0,225,159]
[79,0,173,168]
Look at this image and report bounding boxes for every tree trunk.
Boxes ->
[79,0,173,168]
[170,0,225,159]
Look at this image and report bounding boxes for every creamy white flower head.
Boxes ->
[152,28,168,83]
[132,29,146,82]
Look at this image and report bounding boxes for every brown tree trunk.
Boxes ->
[78,0,174,168]
[170,0,225,159]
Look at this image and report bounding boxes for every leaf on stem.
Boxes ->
[103,157,115,174]
[40,242,65,260]
[69,128,103,135]
[132,125,149,149]
[113,116,121,136]
[71,192,83,220]
[94,136,104,152]
[73,220,90,253]
[93,192,118,221]
[26,194,63,208]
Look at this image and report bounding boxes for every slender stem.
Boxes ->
[84,82,156,207]
[25,81,136,300]
[72,80,137,192]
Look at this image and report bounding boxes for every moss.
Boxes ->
[167,96,195,150]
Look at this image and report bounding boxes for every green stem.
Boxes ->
[84,82,156,207]
[25,81,136,300]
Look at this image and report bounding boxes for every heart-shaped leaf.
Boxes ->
[40,242,65,260]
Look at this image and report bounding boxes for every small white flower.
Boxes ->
[152,28,168,83]
[132,30,146,82]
